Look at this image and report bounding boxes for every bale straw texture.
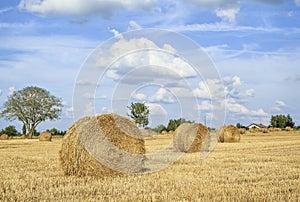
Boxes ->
[39,132,52,141]
[140,129,156,139]
[0,134,9,140]
[59,113,145,177]
[218,125,241,143]
[173,123,208,153]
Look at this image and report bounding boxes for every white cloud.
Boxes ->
[198,100,213,111]
[245,89,255,97]
[0,7,13,14]
[133,93,147,101]
[215,8,239,23]
[250,108,268,117]
[146,103,167,115]
[295,0,300,6]
[101,34,197,82]
[109,29,123,40]
[276,100,286,107]
[272,100,286,112]
[8,86,15,95]
[0,89,2,96]
[128,21,142,30]
[133,88,176,104]
[18,0,157,17]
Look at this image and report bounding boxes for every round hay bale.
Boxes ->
[261,128,268,133]
[0,134,9,140]
[249,127,258,133]
[173,123,208,153]
[39,132,52,141]
[238,128,246,135]
[21,135,29,139]
[168,130,175,136]
[161,130,167,135]
[218,125,241,143]
[285,126,293,131]
[59,113,145,177]
[140,129,156,139]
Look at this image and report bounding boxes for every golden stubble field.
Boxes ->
[0,131,299,201]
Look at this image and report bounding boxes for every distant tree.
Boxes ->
[152,124,167,133]
[286,114,295,128]
[0,86,63,138]
[46,128,66,136]
[166,118,194,132]
[22,124,26,135]
[127,102,150,128]
[236,123,242,128]
[0,125,20,136]
[270,114,295,128]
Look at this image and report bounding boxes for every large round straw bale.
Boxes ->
[0,134,9,140]
[285,126,293,131]
[39,131,52,141]
[218,125,241,143]
[173,123,208,153]
[59,113,145,177]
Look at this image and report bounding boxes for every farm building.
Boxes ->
[247,123,267,129]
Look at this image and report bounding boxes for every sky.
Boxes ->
[0,0,300,131]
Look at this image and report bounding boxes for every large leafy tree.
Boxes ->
[270,114,295,128]
[0,86,63,138]
[127,102,150,128]
[166,118,194,132]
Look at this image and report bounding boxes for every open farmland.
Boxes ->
[0,131,299,201]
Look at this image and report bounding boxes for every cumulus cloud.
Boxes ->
[133,88,176,104]
[193,76,268,118]
[18,0,157,17]
[215,8,240,23]
[101,34,197,83]
[128,20,142,30]
[0,89,2,96]
[146,103,167,115]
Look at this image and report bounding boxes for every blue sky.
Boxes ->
[0,0,299,131]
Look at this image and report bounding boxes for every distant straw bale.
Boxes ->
[140,129,156,139]
[218,125,241,143]
[285,126,293,131]
[238,128,246,135]
[0,134,9,140]
[21,135,28,139]
[249,128,258,133]
[39,132,52,141]
[173,123,208,153]
[161,130,167,135]
[59,114,145,177]
[261,128,269,133]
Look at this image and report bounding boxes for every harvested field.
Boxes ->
[0,131,299,201]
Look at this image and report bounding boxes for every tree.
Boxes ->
[152,124,166,133]
[0,86,63,138]
[0,125,20,136]
[270,114,295,128]
[22,124,26,135]
[166,118,194,131]
[127,102,150,128]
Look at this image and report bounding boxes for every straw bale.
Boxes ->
[173,123,208,153]
[218,125,241,143]
[0,134,9,140]
[59,113,145,177]
[39,132,52,141]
